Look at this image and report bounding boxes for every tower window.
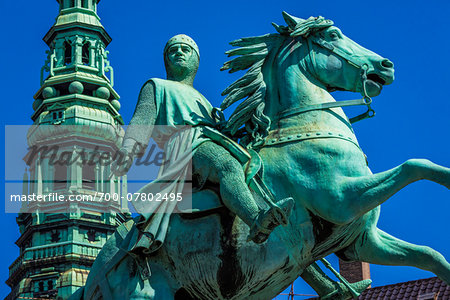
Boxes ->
[48,280,54,290]
[52,111,63,120]
[51,110,64,124]
[82,164,95,189]
[82,0,89,8]
[64,41,72,65]
[50,230,61,243]
[54,164,67,190]
[38,281,44,292]
[82,42,90,65]
[69,0,75,7]
[87,229,97,242]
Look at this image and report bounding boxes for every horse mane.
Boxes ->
[220,13,333,146]
[220,34,279,145]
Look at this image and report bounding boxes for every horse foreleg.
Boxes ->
[338,228,450,285]
[326,159,449,224]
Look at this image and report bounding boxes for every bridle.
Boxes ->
[272,33,375,124]
[214,30,380,150]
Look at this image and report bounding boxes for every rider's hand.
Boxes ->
[111,147,133,177]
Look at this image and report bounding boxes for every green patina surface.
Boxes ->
[73,11,450,300]
[9,2,450,299]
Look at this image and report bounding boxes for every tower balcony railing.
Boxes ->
[9,241,102,276]
[8,256,24,277]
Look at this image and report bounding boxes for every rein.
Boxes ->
[273,36,375,124]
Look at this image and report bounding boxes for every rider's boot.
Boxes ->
[247,197,294,244]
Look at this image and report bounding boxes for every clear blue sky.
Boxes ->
[0,0,449,298]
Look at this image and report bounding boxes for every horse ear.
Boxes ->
[282,11,305,30]
[272,22,289,34]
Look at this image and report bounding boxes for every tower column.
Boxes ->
[73,36,84,66]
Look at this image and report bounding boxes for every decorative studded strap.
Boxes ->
[263,131,361,150]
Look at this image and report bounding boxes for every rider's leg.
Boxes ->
[193,141,292,242]
[317,159,450,224]
[338,227,450,285]
[194,141,259,226]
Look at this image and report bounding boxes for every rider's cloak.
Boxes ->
[124,78,216,254]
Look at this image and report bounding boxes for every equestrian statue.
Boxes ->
[69,12,450,300]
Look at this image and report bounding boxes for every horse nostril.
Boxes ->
[380,59,394,69]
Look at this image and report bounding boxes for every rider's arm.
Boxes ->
[122,80,157,158]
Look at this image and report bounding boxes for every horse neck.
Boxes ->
[263,40,341,130]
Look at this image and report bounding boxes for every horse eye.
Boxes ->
[329,32,339,40]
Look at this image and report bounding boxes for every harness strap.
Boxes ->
[273,98,370,122]
[311,37,367,70]
[263,130,361,150]
[291,35,375,124]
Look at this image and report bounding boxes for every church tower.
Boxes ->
[6,1,130,299]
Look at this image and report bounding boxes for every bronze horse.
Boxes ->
[74,13,449,300]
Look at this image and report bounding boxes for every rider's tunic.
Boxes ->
[125,78,216,253]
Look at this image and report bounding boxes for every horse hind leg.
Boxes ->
[337,227,450,285]
[324,159,449,224]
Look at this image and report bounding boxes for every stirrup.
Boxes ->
[247,197,294,244]
[271,197,294,226]
[247,218,272,243]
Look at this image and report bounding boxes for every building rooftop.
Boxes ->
[304,277,449,300]
[358,277,449,300]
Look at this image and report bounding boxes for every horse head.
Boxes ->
[221,12,395,143]
[275,13,395,98]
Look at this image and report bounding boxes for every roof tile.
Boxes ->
[358,277,449,300]
[305,277,448,300]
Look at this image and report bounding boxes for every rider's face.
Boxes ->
[166,43,196,69]
[164,42,199,83]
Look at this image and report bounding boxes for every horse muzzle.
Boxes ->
[364,59,394,97]
[372,58,395,85]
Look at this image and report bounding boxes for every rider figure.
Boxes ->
[114,34,293,248]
